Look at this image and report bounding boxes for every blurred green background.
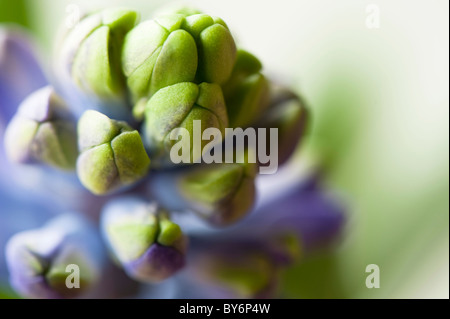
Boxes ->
[1,0,448,298]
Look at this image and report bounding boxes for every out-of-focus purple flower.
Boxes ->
[0,186,57,285]
[168,171,345,298]
[0,28,47,125]
[101,197,187,283]
[252,174,345,252]
[0,27,48,182]
[5,214,104,299]
[179,235,300,299]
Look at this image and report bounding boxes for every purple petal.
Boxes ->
[172,172,345,298]
[180,240,283,299]
[0,187,56,285]
[252,173,345,251]
[5,214,104,299]
[0,28,47,126]
[124,244,186,283]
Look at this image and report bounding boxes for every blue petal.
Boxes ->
[0,186,56,285]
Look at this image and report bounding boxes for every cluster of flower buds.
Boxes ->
[0,6,344,299]
[6,214,104,299]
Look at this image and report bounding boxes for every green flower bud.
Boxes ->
[222,49,270,128]
[190,233,301,298]
[143,82,228,166]
[104,204,186,263]
[257,85,308,165]
[122,12,236,119]
[272,233,302,263]
[77,110,150,195]
[178,152,257,226]
[4,86,78,170]
[181,14,237,84]
[57,8,138,109]
[193,249,274,298]
[122,15,198,114]
[101,198,187,282]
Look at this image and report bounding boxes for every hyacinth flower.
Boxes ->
[174,173,344,299]
[121,14,197,118]
[0,181,56,291]
[4,86,78,170]
[143,82,228,166]
[0,152,142,301]
[77,110,150,195]
[0,28,102,218]
[5,214,104,299]
[148,149,257,226]
[55,8,139,120]
[0,28,47,179]
[101,197,187,282]
[1,5,346,300]
[122,11,236,119]
[179,160,257,226]
[222,49,270,128]
[181,13,237,84]
[256,84,309,166]
[0,173,139,300]
[182,238,299,298]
